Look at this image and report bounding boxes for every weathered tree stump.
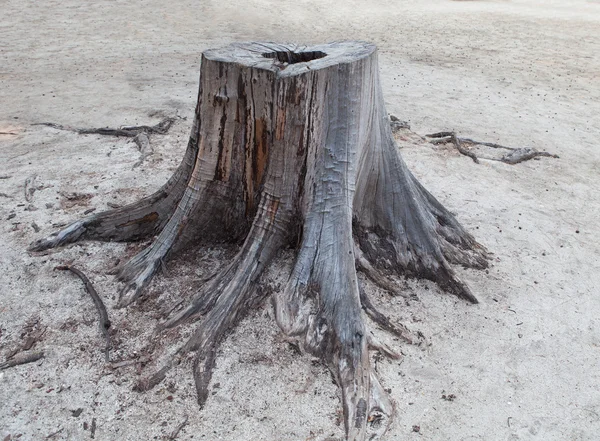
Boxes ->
[31,42,488,440]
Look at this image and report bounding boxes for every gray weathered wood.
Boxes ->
[30,41,488,441]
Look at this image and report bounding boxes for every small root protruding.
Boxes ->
[426,131,479,163]
[367,334,401,360]
[496,147,559,164]
[360,289,415,345]
[436,262,478,304]
[132,132,152,168]
[389,114,410,132]
[116,248,165,308]
[134,359,178,392]
[355,245,408,298]
[168,415,189,440]
[193,346,217,408]
[137,196,285,396]
[24,174,37,202]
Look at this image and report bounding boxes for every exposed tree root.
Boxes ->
[355,243,408,298]
[425,131,559,164]
[115,144,250,306]
[360,289,415,345]
[29,120,199,252]
[29,42,492,441]
[495,147,559,164]
[389,114,410,132]
[35,115,178,176]
[55,265,112,361]
[34,116,177,138]
[355,121,487,306]
[114,165,216,306]
[134,362,173,393]
[0,351,44,370]
[427,131,479,163]
[135,195,285,400]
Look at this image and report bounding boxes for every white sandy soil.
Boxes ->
[1,0,599,440]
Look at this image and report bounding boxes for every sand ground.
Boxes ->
[1,0,599,440]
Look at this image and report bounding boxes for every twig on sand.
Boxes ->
[110,356,150,370]
[168,415,189,440]
[0,351,44,370]
[426,131,559,164]
[55,265,112,362]
[493,147,559,164]
[46,428,64,439]
[24,175,37,202]
[5,318,47,360]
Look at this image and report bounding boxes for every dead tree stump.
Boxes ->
[31,42,488,440]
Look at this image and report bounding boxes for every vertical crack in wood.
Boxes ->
[29,42,489,441]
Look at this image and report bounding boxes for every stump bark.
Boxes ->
[31,41,488,440]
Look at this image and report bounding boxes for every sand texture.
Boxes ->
[1,0,599,440]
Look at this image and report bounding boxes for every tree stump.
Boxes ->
[31,41,488,440]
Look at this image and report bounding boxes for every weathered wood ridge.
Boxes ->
[31,41,488,440]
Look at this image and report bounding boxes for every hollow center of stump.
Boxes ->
[262,50,327,64]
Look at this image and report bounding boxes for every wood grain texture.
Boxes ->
[30,41,487,441]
